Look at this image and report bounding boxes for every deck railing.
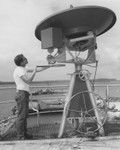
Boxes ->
[0,83,120,120]
[1,83,120,107]
[0,83,120,140]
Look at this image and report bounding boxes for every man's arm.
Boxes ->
[27,66,49,73]
[20,66,37,84]
[21,66,49,84]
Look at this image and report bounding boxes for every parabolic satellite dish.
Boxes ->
[35,6,116,40]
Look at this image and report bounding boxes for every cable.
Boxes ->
[78,69,91,81]
[65,91,107,137]
[78,60,98,91]
[92,60,98,90]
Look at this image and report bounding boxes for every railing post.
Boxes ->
[106,84,109,99]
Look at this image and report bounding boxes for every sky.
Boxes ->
[0,0,120,81]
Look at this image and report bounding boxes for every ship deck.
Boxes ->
[1,82,120,149]
[0,136,120,150]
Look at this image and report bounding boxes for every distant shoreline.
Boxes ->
[0,78,120,85]
[0,80,70,85]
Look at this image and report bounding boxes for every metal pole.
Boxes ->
[85,74,105,136]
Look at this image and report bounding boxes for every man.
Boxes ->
[13,54,48,140]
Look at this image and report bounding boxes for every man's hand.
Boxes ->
[33,66,37,73]
[42,66,50,69]
[36,66,50,72]
[40,66,50,71]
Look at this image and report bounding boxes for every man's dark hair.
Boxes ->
[14,54,24,66]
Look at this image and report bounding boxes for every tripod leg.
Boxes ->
[58,74,75,138]
[85,74,105,136]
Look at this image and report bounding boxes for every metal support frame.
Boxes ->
[58,34,105,137]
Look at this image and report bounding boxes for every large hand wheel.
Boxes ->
[65,91,107,137]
